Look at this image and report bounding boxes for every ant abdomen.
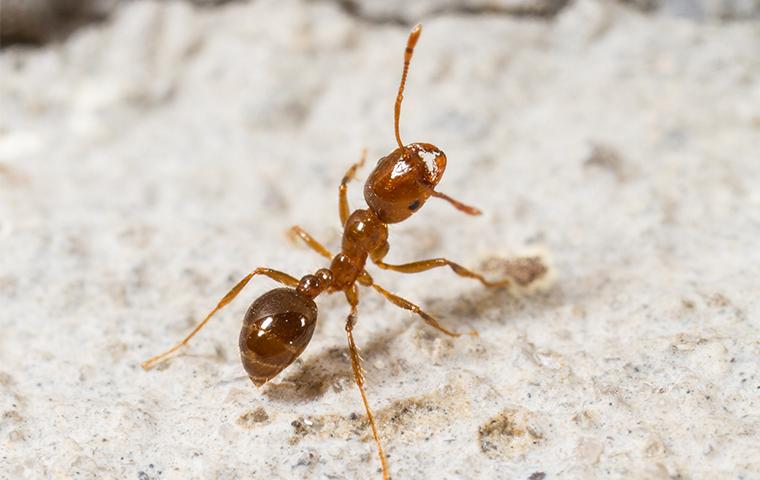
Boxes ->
[239,288,318,386]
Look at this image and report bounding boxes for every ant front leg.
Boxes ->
[141,267,299,370]
[344,285,390,480]
[339,148,367,225]
[288,225,332,260]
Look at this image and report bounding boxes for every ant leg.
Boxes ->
[339,148,367,225]
[288,225,332,260]
[369,282,477,338]
[357,270,374,287]
[432,191,482,216]
[373,258,510,289]
[344,285,390,480]
[141,267,299,370]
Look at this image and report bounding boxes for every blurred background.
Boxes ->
[2,0,759,46]
[1,0,758,479]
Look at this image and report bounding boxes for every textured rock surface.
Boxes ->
[1,0,759,478]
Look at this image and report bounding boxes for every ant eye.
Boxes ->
[408,200,420,211]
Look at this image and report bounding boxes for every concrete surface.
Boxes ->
[0,0,758,479]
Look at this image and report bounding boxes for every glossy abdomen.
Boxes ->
[239,288,317,386]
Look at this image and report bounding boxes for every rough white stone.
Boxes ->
[0,0,758,479]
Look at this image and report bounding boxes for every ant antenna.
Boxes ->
[394,24,422,150]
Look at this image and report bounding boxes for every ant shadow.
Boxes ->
[262,322,407,405]
[427,281,566,331]
[262,280,570,405]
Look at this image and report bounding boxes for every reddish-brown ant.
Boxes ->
[142,24,513,479]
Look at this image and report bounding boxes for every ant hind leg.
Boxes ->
[369,282,477,337]
[344,285,390,480]
[141,267,299,370]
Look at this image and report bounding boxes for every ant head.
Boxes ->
[363,24,481,223]
[364,143,446,223]
[363,24,443,224]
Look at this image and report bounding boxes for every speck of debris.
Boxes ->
[584,142,628,181]
[137,472,150,480]
[237,407,270,429]
[480,255,550,289]
[529,473,546,480]
[294,451,317,468]
[707,293,730,307]
[288,416,325,445]
[478,409,543,460]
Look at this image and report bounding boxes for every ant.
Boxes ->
[142,24,513,480]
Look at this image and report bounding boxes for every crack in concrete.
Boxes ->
[320,0,573,27]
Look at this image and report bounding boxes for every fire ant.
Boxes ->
[142,24,513,479]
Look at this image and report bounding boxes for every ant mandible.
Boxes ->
[142,24,512,480]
